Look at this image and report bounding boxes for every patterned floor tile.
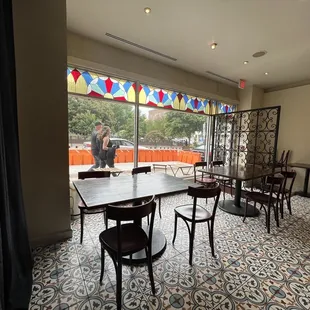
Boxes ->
[30,194,310,309]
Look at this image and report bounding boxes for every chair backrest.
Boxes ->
[106,196,156,249]
[265,174,284,201]
[188,185,221,219]
[283,150,290,165]
[281,170,296,194]
[194,161,208,169]
[211,160,224,167]
[278,150,285,163]
[132,166,151,175]
[78,171,111,179]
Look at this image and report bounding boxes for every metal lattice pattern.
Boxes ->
[212,107,281,168]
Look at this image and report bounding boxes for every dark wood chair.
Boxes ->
[194,162,217,188]
[132,166,151,175]
[275,150,290,171]
[99,196,156,310]
[132,166,161,218]
[244,174,284,233]
[211,160,232,200]
[172,185,221,265]
[279,170,296,217]
[77,171,111,244]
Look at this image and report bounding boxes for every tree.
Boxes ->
[70,111,97,137]
[164,111,205,144]
[145,130,166,144]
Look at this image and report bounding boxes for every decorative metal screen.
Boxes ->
[211,106,281,168]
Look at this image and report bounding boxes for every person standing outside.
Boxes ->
[88,121,102,171]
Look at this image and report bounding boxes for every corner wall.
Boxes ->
[67,32,239,104]
[13,0,71,246]
[263,84,310,191]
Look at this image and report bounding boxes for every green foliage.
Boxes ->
[70,111,97,137]
[145,130,166,144]
[164,111,205,144]
[68,95,206,143]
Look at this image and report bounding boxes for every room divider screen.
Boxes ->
[211,106,281,168]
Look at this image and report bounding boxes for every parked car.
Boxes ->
[83,138,148,150]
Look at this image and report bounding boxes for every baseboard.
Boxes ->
[30,228,72,248]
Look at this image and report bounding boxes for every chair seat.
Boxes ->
[262,184,288,194]
[245,192,277,204]
[99,223,148,255]
[215,176,231,182]
[196,177,217,184]
[175,204,212,222]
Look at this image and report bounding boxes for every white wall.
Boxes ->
[67,32,239,105]
[13,0,71,246]
[264,84,310,191]
[238,85,264,111]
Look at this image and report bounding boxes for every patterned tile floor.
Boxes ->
[29,193,310,310]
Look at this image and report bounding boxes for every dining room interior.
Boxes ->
[1,0,310,309]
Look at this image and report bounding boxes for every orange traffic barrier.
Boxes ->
[157,150,163,162]
[125,149,133,162]
[186,153,193,164]
[138,150,146,162]
[144,150,152,162]
[151,150,158,162]
[72,150,83,165]
[176,151,183,161]
[117,150,126,163]
[82,151,93,165]
[162,150,169,161]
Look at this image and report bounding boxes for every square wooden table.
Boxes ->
[198,165,275,217]
[73,173,201,263]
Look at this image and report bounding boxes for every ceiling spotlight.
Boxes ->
[243,61,249,65]
[144,7,151,14]
[264,72,269,75]
[210,42,218,50]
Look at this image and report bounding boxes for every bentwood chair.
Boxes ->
[99,196,156,310]
[244,175,284,233]
[279,170,296,217]
[211,160,232,200]
[77,171,111,243]
[194,162,217,188]
[132,166,162,218]
[263,170,296,219]
[172,185,221,265]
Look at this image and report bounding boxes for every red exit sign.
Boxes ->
[238,79,246,89]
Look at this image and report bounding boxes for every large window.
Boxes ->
[68,67,235,179]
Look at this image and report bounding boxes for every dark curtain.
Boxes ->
[0,0,33,309]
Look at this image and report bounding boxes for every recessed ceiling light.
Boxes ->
[253,51,267,58]
[243,61,249,65]
[210,42,218,50]
[144,7,151,14]
[264,72,269,75]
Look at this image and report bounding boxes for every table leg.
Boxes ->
[295,168,310,198]
[218,180,259,217]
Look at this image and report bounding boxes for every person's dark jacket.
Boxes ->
[90,130,100,155]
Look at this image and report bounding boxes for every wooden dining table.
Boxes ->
[198,165,275,217]
[73,173,201,263]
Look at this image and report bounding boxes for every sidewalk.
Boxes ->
[69,161,195,181]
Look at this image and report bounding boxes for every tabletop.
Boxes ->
[73,173,201,208]
[198,165,275,181]
[288,163,310,169]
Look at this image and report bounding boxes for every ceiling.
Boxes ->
[67,0,310,89]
